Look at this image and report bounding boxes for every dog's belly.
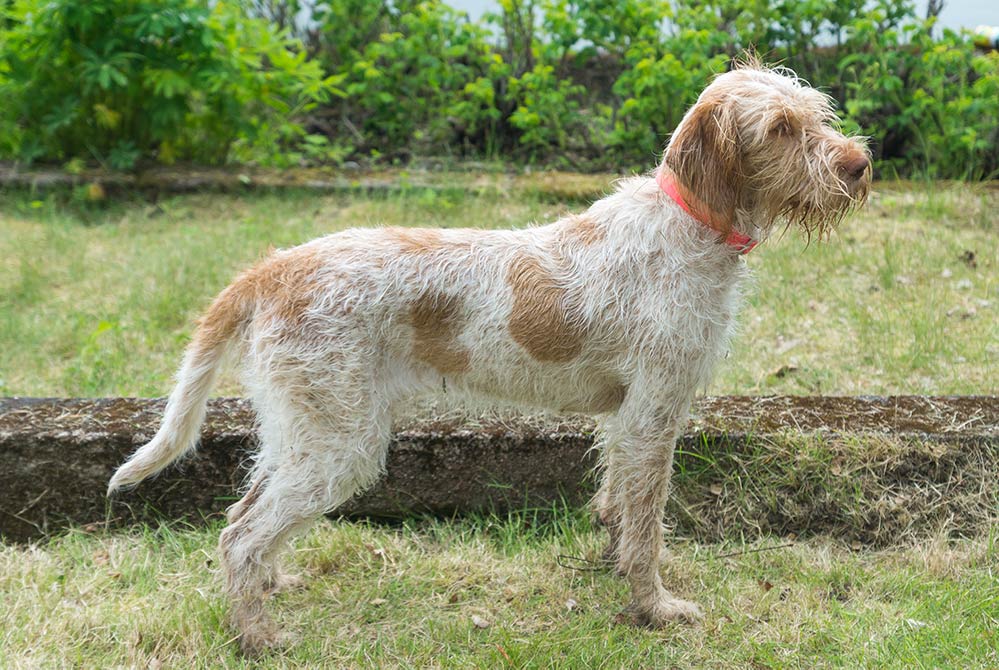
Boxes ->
[452,362,627,415]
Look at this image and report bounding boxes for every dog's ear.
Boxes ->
[663,95,741,230]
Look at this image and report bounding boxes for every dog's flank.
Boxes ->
[109,61,870,655]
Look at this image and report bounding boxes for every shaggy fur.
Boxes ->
[109,62,870,654]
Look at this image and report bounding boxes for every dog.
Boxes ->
[109,60,870,654]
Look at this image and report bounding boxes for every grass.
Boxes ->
[1,174,996,666]
[0,177,995,397]
[667,429,999,547]
[1,509,996,668]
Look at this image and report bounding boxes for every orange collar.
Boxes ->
[655,169,757,254]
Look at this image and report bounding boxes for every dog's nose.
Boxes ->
[844,154,869,179]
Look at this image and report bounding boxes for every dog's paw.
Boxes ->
[239,626,293,657]
[238,631,278,657]
[623,596,704,628]
[233,604,294,657]
[265,571,306,596]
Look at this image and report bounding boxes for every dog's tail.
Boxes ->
[107,279,253,496]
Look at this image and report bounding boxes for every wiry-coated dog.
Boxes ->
[109,62,870,654]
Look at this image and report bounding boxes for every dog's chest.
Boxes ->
[598,252,746,358]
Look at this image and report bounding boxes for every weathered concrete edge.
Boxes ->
[1,396,996,543]
[0,165,609,201]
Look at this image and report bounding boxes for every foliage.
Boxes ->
[840,4,999,179]
[314,0,499,159]
[1,0,996,176]
[0,0,338,169]
[507,63,585,157]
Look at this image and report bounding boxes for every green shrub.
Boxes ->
[507,63,585,156]
[2,0,995,177]
[607,0,733,161]
[840,5,999,179]
[316,0,500,158]
[0,0,338,168]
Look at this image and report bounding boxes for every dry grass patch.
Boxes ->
[723,181,996,395]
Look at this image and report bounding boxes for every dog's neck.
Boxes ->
[655,168,758,255]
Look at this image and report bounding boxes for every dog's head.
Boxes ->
[663,61,870,240]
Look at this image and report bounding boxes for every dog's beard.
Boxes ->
[763,163,869,242]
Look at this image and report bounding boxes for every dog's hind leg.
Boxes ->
[225,473,305,595]
[218,400,391,655]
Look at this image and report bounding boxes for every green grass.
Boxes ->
[732,184,997,395]
[1,510,997,668]
[1,176,997,666]
[0,177,995,397]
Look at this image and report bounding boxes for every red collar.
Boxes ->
[655,169,758,254]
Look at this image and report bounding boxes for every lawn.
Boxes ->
[0,175,996,667]
[0,177,995,397]
[2,511,997,668]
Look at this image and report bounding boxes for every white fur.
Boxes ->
[109,63,870,654]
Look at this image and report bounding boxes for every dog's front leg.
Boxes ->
[593,433,624,568]
[606,400,704,627]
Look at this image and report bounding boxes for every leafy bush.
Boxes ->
[0,0,338,168]
[840,5,999,179]
[489,0,999,176]
[2,0,995,177]
[507,63,585,156]
[315,0,500,159]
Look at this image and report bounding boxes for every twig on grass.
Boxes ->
[556,554,609,572]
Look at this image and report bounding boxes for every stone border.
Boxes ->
[0,164,610,201]
[1,396,995,543]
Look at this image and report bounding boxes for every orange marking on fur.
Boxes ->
[664,92,742,235]
[560,214,605,246]
[409,292,471,375]
[506,252,585,363]
[386,227,446,254]
[193,284,250,355]
[194,246,325,353]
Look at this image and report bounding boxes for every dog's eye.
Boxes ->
[770,119,793,137]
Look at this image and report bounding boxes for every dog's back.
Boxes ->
[109,62,870,655]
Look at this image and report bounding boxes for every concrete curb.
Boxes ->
[0,165,610,201]
[1,396,995,543]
